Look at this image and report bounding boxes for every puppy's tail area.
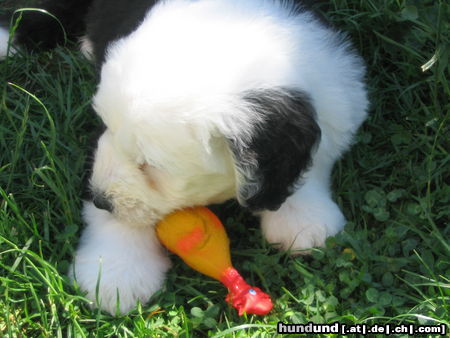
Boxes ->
[1,0,94,52]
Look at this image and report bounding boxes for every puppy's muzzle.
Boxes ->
[92,193,113,212]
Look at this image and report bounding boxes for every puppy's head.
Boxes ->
[88,115,237,227]
[88,84,320,226]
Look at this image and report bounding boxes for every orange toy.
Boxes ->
[156,207,273,316]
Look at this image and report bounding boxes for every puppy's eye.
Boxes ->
[139,162,158,171]
[138,162,160,191]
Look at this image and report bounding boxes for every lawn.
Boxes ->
[0,0,449,336]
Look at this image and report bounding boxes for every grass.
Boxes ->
[0,0,449,336]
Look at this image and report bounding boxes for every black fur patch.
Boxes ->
[85,0,158,65]
[228,88,321,212]
[6,0,93,50]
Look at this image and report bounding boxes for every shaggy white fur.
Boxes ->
[90,0,367,224]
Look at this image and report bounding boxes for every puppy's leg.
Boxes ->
[70,202,170,315]
[260,142,345,253]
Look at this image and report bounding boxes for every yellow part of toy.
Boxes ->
[156,207,232,281]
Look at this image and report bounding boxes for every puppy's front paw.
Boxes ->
[70,202,171,315]
[260,194,345,254]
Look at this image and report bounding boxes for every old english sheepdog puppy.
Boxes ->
[1,0,368,314]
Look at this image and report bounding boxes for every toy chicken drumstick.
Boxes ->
[156,207,273,316]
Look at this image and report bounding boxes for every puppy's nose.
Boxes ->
[92,194,113,212]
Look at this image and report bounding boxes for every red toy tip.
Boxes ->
[220,267,273,316]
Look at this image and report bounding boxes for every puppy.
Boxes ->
[1,0,368,314]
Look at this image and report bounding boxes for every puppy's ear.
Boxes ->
[227,88,321,211]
